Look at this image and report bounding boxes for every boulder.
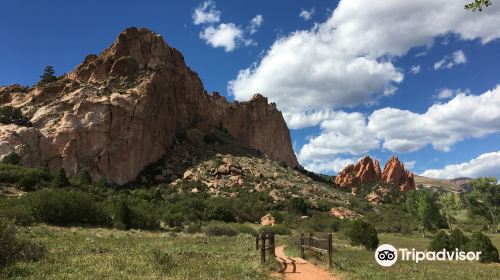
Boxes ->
[261,214,276,226]
[330,207,362,220]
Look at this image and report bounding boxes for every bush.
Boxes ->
[0,198,34,226]
[0,219,45,268]
[19,175,38,191]
[287,197,308,215]
[345,220,379,250]
[0,106,31,127]
[51,168,70,188]
[230,223,258,236]
[464,232,499,263]
[429,231,452,251]
[297,215,342,233]
[149,249,175,275]
[449,228,469,250]
[28,189,109,226]
[258,225,291,236]
[1,152,20,165]
[128,203,160,230]
[206,224,238,237]
[185,223,202,234]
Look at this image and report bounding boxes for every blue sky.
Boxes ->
[1,0,500,179]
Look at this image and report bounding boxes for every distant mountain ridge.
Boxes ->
[414,175,473,193]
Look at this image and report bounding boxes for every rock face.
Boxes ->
[0,27,298,184]
[335,155,415,192]
[330,207,362,220]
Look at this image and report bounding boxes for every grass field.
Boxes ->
[1,226,272,280]
[2,225,499,280]
[283,232,500,280]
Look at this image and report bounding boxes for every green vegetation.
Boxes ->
[1,152,21,165]
[465,177,499,231]
[0,219,45,269]
[438,192,464,230]
[38,66,57,84]
[465,232,499,263]
[345,220,379,250]
[465,0,493,12]
[404,189,442,237]
[0,106,31,127]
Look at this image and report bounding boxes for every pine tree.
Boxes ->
[79,170,92,185]
[39,66,57,84]
[51,168,70,188]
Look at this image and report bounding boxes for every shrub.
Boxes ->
[206,224,238,237]
[0,198,34,226]
[28,189,109,226]
[19,175,38,191]
[297,215,342,233]
[287,197,308,215]
[464,232,499,263]
[429,231,452,251]
[230,223,258,236]
[0,106,31,127]
[1,152,20,165]
[185,223,202,234]
[149,249,175,275]
[449,228,469,250]
[0,219,45,268]
[79,170,92,185]
[51,168,70,188]
[345,220,379,250]
[258,225,291,236]
[128,203,160,230]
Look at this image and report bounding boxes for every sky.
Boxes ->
[1,0,500,179]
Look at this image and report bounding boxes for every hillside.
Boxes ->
[414,175,473,193]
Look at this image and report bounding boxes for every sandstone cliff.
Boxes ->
[0,27,298,184]
[335,155,415,192]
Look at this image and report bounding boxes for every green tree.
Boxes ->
[1,152,21,165]
[429,231,452,251]
[345,220,379,250]
[39,66,57,84]
[438,192,463,230]
[51,168,70,188]
[287,197,308,215]
[466,177,499,231]
[464,232,499,263]
[465,0,493,12]
[78,170,92,185]
[449,228,469,250]
[405,189,441,237]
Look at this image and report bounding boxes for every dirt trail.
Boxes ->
[274,246,338,280]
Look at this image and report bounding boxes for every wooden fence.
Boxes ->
[300,233,333,269]
[255,233,275,264]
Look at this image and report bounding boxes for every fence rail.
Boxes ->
[300,233,333,269]
[255,233,275,264]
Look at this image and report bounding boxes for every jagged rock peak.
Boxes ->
[335,155,415,192]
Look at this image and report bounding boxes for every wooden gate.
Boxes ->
[300,233,333,269]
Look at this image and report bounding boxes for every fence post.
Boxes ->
[300,233,305,259]
[261,233,266,264]
[256,234,260,250]
[269,233,275,257]
[309,233,313,247]
[328,234,333,269]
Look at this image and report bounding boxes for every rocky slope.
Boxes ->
[0,27,298,184]
[335,156,415,193]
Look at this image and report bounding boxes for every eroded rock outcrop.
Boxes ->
[335,155,415,193]
[0,27,298,184]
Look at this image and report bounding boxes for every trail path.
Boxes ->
[274,246,338,280]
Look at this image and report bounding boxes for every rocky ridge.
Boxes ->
[335,156,415,193]
[0,27,298,184]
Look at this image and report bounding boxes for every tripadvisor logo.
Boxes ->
[375,244,482,267]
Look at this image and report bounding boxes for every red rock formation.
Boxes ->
[335,155,415,193]
[0,27,298,184]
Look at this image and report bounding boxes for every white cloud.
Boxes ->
[303,157,357,174]
[193,0,220,25]
[434,50,468,70]
[435,88,471,100]
[298,85,500,162]
[249,15,263,34]
[229,0,500,120]
[410,65,421,74]
[299,8,315,21]
[404,161,416,170]
[199,23,243,52]
[421,151,500,179]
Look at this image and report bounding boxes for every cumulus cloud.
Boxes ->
[298,86,500,165]
[229,0,500,119]
[200,23,243,52]
[249,15,263,34]
[410,65,421,74]
[435,88,471,100]
[299,8,315,21]
[421,151,500,179]
[303,157,357,174]
[193,0,220,25]
[193,1,262,52]
[434,50,468,70]
[404,161,416,170]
